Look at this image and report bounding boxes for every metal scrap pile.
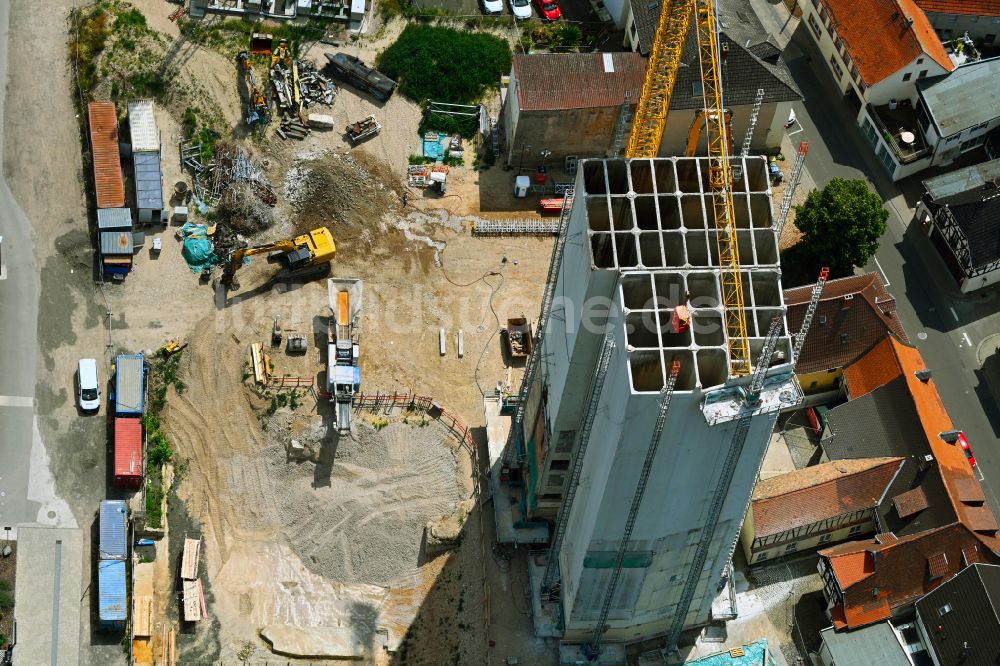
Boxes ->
[297,60,337,107]
[271,60,337,114]
[193,142,276,233]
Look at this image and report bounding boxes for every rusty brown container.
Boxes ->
[88,101,125,209]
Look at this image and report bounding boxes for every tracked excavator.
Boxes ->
[236,50,270,125]
[220,227,336,290]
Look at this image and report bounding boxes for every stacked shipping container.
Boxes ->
[98,500,128,631]
[127,100,164,224]
[113,354,145,488]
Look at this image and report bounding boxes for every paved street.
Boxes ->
[0,0,76,535]
[759,6,1000,517]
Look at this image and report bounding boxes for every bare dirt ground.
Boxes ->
[45,1,555,663]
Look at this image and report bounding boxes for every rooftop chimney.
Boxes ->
[915,368,932,382]
[940,429,961,443]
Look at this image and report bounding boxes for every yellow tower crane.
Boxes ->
[624,0,751,375]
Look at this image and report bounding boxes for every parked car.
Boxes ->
[481,0,504,14]
[534,0,561,19]
[509,0,532,19]
[958,431,976,468]
[77,358,101,412]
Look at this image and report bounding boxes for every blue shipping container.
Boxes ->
[115,354,145,415]
[99,500,128,560]
[98,559,127,630]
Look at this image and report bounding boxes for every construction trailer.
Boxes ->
[327,278,362,435]
[114,417,143,488]
[98,559,128,632]
[113,354,145,416]
[99,500,128,560]
[504,157,799,645]
[99,229,135,278]
[127,101,163,226]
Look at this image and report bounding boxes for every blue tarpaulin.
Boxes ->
[179,223,216,273]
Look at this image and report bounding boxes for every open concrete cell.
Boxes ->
[580,157,787,394]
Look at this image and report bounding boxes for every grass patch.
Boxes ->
[69,5,112,100]
[178,17,329,56]
[419,109,479,139]
[518,21,583,52]
[144,479,164,529]
[376,24,511,105]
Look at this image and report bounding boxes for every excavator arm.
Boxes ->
[220,227,336,290]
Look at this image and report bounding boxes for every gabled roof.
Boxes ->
[819,0,954,86]
[915,563,1000,666]
[918,57,1000,137]
[838,337,1000,554]
[750,458,903,538]
[628,0,802,108]
[785,273,908,375]
[821,523,991,629]
[946,197,1000,269]
[915,0,1000,16]
[511,52,647,112]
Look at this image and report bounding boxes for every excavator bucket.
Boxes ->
[250,33,274,56]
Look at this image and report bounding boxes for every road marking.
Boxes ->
[962,331,973,347]
[0,263,6,280]
[788,127,803,136]
[950,306,959,322]
[872,257,891,286]
[976,465,986,483]
[0,395,33,407]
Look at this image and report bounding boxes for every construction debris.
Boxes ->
[277,118,311,141]
[297,59,338,107]
[193,142,276,232]
[346,115,380,144]
[181,538,201,580]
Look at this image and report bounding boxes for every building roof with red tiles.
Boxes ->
[821,523,992,629]
[915,0,1000,16]
[511,52,647,112]
[784,273,909,375]
[750,458,904,538]
[819,0,955,86]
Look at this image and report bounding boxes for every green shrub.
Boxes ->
[0,591,10,609]
[115,8,147,30]
[419,110,479,139]
[376,25,511,105]
[149,436,173,466]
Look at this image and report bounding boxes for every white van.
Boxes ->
[77,358,101,412]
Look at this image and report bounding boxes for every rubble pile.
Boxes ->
[194,142,276,233]
[297,60,337,107]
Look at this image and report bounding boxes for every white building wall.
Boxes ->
[865,56,949,106]
[604,0,629,28]
[927,13,1000,43]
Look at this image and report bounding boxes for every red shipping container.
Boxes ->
[88,101,126,209]
[114,417,143,488]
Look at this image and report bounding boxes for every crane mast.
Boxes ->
[694,0,751,375]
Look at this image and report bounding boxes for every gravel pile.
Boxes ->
[261,419,463,587]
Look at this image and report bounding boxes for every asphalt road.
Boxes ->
[0,0,44,532]
[775,19,1000,517]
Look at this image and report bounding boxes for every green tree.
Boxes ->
[792,178,888,277]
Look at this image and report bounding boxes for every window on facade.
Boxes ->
[808,14,823,39]
[917,57,924,65]
[840,333,848,344]
[939,603,953,616]
[692,80,703,97]
[785,543,798,553]
[550,459,570,471]
[918,69,928,79]
[756,552,769,562]
[947,134,961,143]
[902,72,912,82]
[972,121,990,132]
[541,493,562,501]
[829,54,844,81]
[819,533,833,544]
[970,15,979,23]
[849,525,863,535]
[947,14,958,22]
[876,144,896,174]
[988,34,997,44]
[961,136,986,152]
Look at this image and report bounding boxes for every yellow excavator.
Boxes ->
[221,227,336,290]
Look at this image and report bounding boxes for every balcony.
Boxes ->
[868,103,932,164]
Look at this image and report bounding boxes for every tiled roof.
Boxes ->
[843,335,924,399]
[750,458,903,538]
[879,457,958,537]
[915,0,1000,15]
[822,523,991,629]
[820,0,954,86]
[894,487,929,519]
[628,0,802,108]
[915,564,1000,666]
[785,273,908,375]
[823,377,930,460]
[511,52,646,111]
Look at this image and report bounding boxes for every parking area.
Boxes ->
[411,0,601,21]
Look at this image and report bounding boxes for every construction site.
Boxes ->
[3,0,823,663]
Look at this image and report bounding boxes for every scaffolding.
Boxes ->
[792,267,830,366]
[473,219,560,236]
[775,141,809,237]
